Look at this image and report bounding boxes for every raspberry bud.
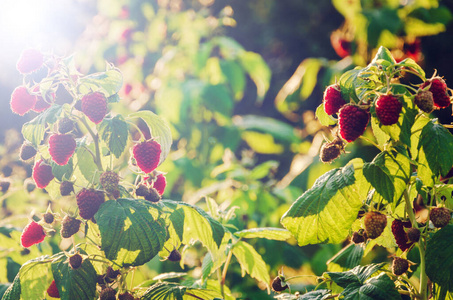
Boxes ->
[338,104,370,142]
[20,142,37,161]
[60,215,81,239]
[430,207,451,228]
[69,253,83,269]
[60,181,74,196]
[392,257,409,276]
[364,211,387,239]
[323,84,346,115]
[414,90,434,113]
[271,275,288,292]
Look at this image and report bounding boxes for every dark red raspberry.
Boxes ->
[320,137,344,163]
[10,86,37,116]
[375,94,402,125]
[153,174,166,196]
[57,117,75,134]
[323,84,346,115]
[338,104,370,142]
[49,134,77,166]
[60,181,74,196]
[414,90,434,113]
[420,77,451,109]
[135,184,150,198]
[100,287,116,300]
[132,140,161,173]
[351,230,367,244]
[430,207,451,228]
[21,221,46,248]
[76,188,105,220]
[47,280,60,298]
[0,180,10,193]
[105,266,121,283]
[145,187,161,203]
[271,275,288,292]
[391,220,413,251]
[69,253,83,269]
[100,171,120,193]
[81,92,108,124]
[60,215,81,238]
[406,227,421,243]
[16,49,44,74]
[392,257,409,276]
[118,292,135,300]
[43,212,54,224]
[32,160,54,188]
[20,142,37,161]
[167,249,181,262]
[364,211,387,239]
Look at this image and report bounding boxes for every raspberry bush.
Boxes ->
[279,47,453,300]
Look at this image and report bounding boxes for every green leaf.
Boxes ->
[238,51,271,103]
[21,105,63,147]
[370,46,396,67]
[51,251,97,300]
[78,66,123,97]
[2,273,20,300]
[362,150,411,203]
[232,241,270,290]
[249,161,279,180]
[326,263,400,299]
[426,225,453,292]
[51,158,74,181]
[234,228,292,241]
[201,84,233,117]
[18,255,52,299]
[299,289,332,300]
[338,68,362,103]
[163,200,226,259]
[76,145,99,183]
[141,282,223,300]
[371,116,390,147]
[219,60,246,100]
[418,120,453,177]
[95,199,167,267]
[233,115,301,143]
[281,163,364,246]
[327,243,364,271]
[316,104,337,126]
[128,110,172,165]
[396,58,425,79]
[99,115,129,159]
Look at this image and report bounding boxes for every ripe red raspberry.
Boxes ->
[364,211,387,239]
[271,275,288,292]
[49,134,77,166]
[16,49,44,74]
[69,253,83,269]
[100,287,116,300]
[338,104,370,142]
[132,140,162,173]
[60,181,74,196]
[375,94,402,125]
[391,220,413,251]
[320,137,344,163]
[392,257,409,276]
[47,280,60,298]
[330,31,352,58]
[60,215,82,238]
[20,142,37,161]
[57,117,75,134]
[32,160,54,189]
[10,86,37,116]
[21,221,46,248]
[323,84,346,115]
[76,188,105,220]
[81,92,108,124]
[414,90,434,113]
[430,207,451,228]
[153,174,166,196]
[420,77,451,109]
[100,171,120,193]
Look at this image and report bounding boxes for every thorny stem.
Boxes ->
[403,189,427,300]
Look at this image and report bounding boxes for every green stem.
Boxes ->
[221,248,234,286]
[79,116,103,172]
[217,268,224,299]
[285,274,318,281]
[403,189,427,300]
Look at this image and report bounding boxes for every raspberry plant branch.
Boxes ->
[77,115,103,171]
